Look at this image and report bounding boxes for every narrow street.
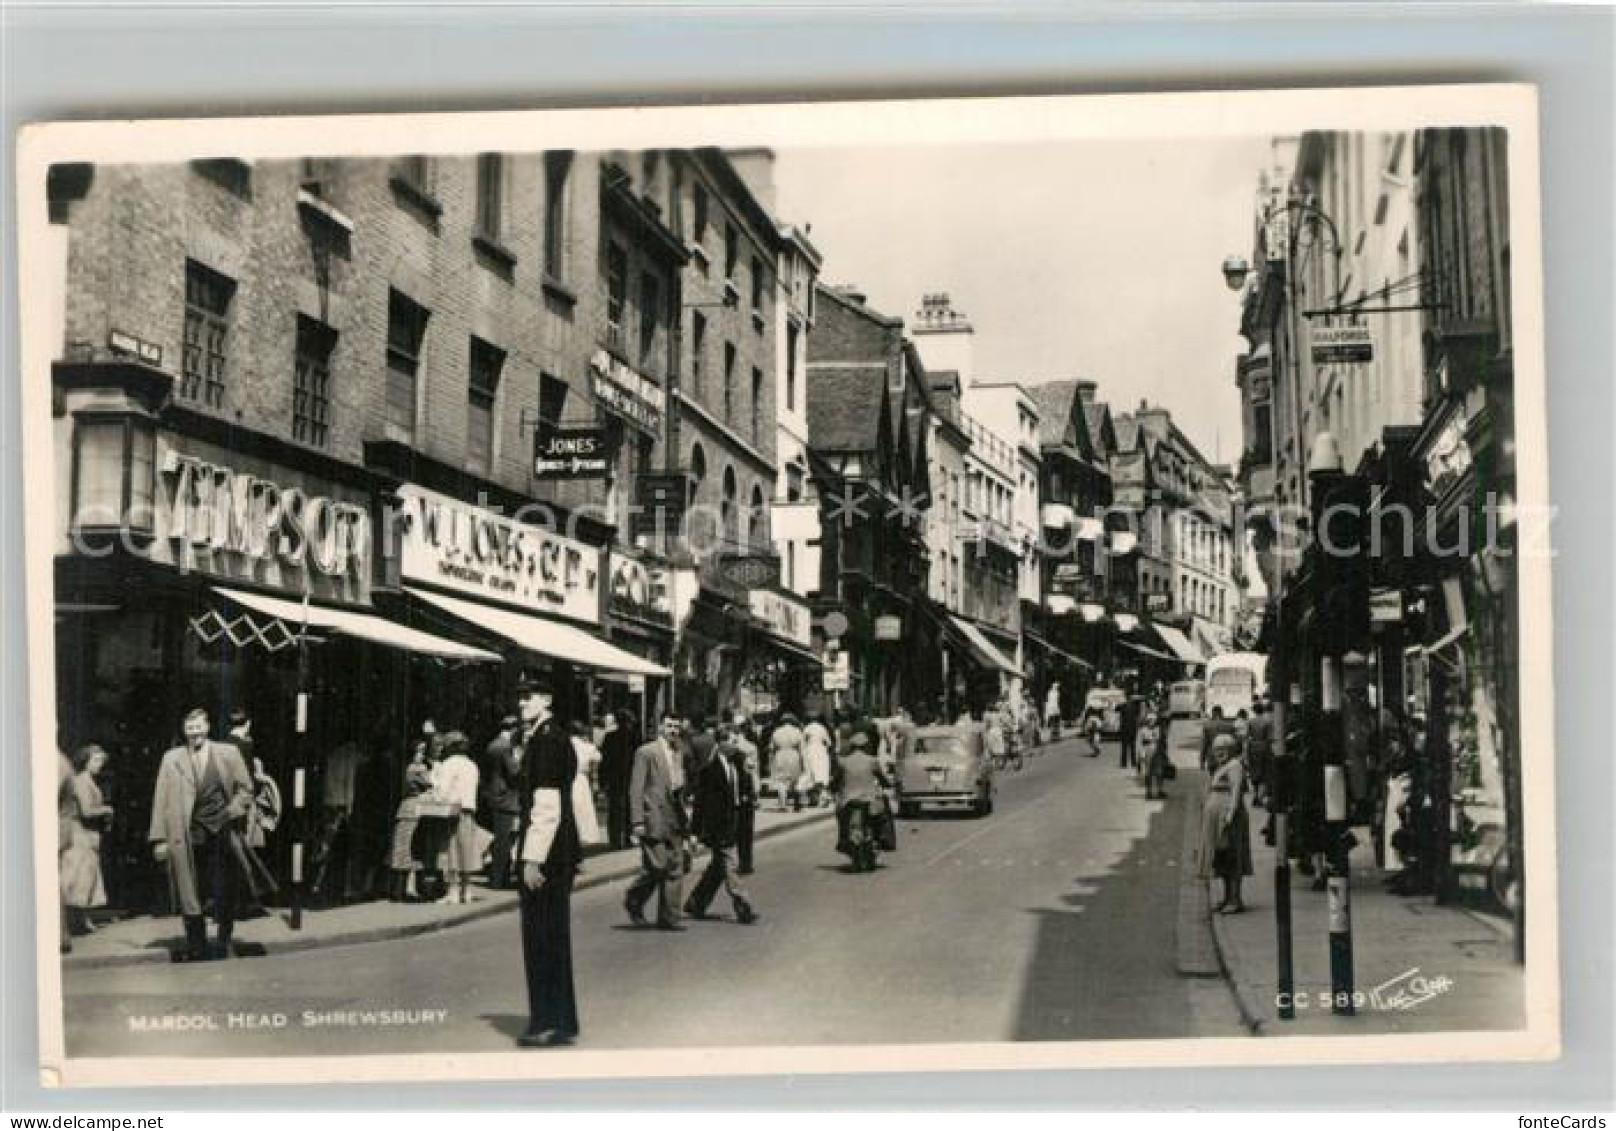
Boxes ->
[63,731,1241,1056]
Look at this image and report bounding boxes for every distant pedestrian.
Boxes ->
[769,714,805,812]
[479,716,522,889]
[62,744,113,935]
[803,715,834,807]
[513,674,582,1048]
[685,725,758,924]
[388,741,434,902]
[1118,696,1140,770]
[1043,685,1062,741]
[431,731,481,905]
[1200,706,1237,772]
[728,715,760,874]
[598,710,638,849]
[1244,700,1274,808]
[57,750,77,954]
[623,714,690,930]
[1197,733,1252,914]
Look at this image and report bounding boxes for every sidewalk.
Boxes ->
[1206,805,1525,1035]
[63,804,834,971]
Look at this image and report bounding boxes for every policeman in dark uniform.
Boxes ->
[513,674,582,1048]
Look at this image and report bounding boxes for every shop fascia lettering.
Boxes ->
[164,451,369,579]
[609,554,672,624]
[398,485,601,625]
[749,589,812,648]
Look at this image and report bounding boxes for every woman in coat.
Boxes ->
[1197,733,1253,913]
[61,744,113,933]
[769,714,805,812]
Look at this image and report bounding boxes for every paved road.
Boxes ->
[63,729,1240,1057]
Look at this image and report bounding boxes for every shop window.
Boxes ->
[605,241,628,351]
[181,260,234,408]
[385,289,428,443]
[543,151,573,281]
[292,315,336,448]
[467,337,506,477]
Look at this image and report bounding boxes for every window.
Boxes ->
[722,466,739,545]
[689,442,707,506]
[690,311,707,395]
[300,158,336,199]
[785,323,799,411]
[539,372,569,427]
[385,289,428,442]
[543,151,573,280]
[467,337,505,476]
[750,366,763,441]
[750,255,764,309]
[724,223,739,280]
[475,153,504,240]
[670,159,685,238]
[722,342,736,421]
[395,156,431,192]
[292,316,336,447]
[786,463,805,503]
[181,260,234,407]
[749,484,767,550]
[639,271,660,362]
[605,242,628,349]
[693,182,709,244]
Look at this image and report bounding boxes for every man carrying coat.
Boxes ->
[149,707,266,962]
[623,714,690,931]
[684,724,759,924]
[514,674,582,1048]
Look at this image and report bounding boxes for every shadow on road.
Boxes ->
[1011,784,1198,1041]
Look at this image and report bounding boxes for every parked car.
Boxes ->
[1168,680,1205,719]
[1081,688,1128,738]
[897,724,994,818]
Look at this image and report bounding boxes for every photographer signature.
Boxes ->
[1369,967,1455,1011]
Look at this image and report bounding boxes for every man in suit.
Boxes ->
[514,675,582,1048]
[685,725,759,924]
[148,707,260,962]
[623,714,690,931]
[479,716,522,889]
[597,710,637,850]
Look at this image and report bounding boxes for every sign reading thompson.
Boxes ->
[1311,324,1374,364]
[590,350,666,436]
[396,484,602,626]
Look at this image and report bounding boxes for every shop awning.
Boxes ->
[405,586,670,677]
[1024,630,1094,671]
[756,632,823,668]
[949,615,1021,678]
[1151,623,1205,666]
[1118,637,1180,664]
[212,586,501,662]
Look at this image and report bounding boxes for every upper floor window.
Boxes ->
[750,255,765,310]
[691,311,708,395]
[385,289,429,442]
[292,315,336,448]
[750,366,764,442]
[785,323,799,412]
[467,337,505,477]
[639,271,661,363]
[543,151,574,280]
[693,182,709,245]
[475,153,505,241]
[539,372,569,428]
[724,223,739,281]
[604,241,628,349]
[722,342,737,422]
[181,260,234,408]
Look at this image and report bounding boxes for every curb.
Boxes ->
[65,807,834,971]
[1206,886,1267,1036]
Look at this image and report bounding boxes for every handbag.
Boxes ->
[1163,761,1177,781]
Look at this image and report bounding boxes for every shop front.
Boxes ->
[54,363,490,914]
[740,586,821,720]
[601,549,679,732]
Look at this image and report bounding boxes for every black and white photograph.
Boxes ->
[17,84,1556,1087]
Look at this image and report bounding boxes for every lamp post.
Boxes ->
[1223,196,1346,1022]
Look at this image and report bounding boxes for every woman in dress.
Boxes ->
[61,744,113,934]
[388,739,435,902]
[1197,732,1253,913]
[768,714,805,812]
[802,714,835,808]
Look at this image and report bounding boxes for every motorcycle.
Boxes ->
[838,799,881,873]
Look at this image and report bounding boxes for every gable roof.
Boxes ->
[1112,413,1142,454]
[805,364,889,452]
[1084,400,1117,459]
[1028,381,1082,448]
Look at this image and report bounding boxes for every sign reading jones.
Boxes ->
[161,449,370,583]
[534,426,614,481]
[397,484,602,626]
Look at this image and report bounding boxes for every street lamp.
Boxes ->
[1221,256,1252,292]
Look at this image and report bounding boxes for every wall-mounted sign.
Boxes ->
[608,553,672,626]
[396,483,602,625]
[873,614,903,642]
[157,446,371,601]
[108,329,163,366]
[714,554,780,591]
[1369,588,1403,627]
[1311,324,1374,365]
[1146,593,1172,613]
[632,472,688,539]
[534,426,614,481]
[590,350,665,436]
[822,651,851,691]
[750,589,813,649]
[1423,410,1474,500]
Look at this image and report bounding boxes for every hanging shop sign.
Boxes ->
[608,553,673,627]
[590,350,665,436]
[1310,324,1375,365]
[873,614,904,642]
[1423,409,1474,501]
[713,553,781,591]
[1369,587,1404,627]
[534,425,615,481]
[396,483,602,626]
[822,650,851,691]
[749,588,813,649]
[152,441,372,601]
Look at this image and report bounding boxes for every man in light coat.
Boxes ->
[149,707,262,962]
[623,714,690,930]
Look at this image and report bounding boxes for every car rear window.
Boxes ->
[914,736,967,756]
